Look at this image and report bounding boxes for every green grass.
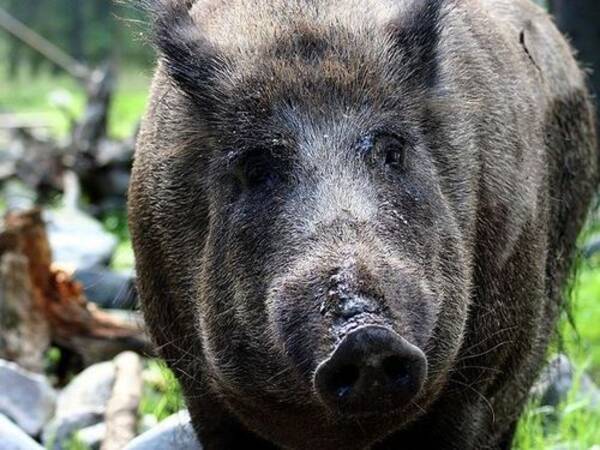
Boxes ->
[64,435,91,450]
[514,259,600,450]
[140,359,184,423]
[567,263,600,380]
[515,368,600,449]
[107,69,152,139]
[0,65,150,139]
[101,209,136,271]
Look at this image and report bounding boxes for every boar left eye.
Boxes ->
[373,134,405,171]
[236,151,279,190]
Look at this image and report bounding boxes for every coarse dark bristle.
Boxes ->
[142,0,221,100]
[141,0,447,103]
[388,0,446,87]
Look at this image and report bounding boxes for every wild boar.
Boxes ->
[129,0,599,448]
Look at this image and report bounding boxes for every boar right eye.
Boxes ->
[372,134,406,171]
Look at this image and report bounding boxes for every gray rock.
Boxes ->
[42,362,115,450]
[75,422,106,450]
[1,179,36,212]
[0,145,17,181]
[73,267,137,309]
[56,361,115,417]
[532,354,573,408]
[43,411,103,450]
[124,410,201,450]
[138,414,158,434]
[0,414,44,450]
[0,359,56,436]
[45,207,118,271]
[532,354,600,409]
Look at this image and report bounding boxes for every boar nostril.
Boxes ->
[329,364,360,399]
[382,355,410,384]
[314,326,427,416]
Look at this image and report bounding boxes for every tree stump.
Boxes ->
[0,209,152,371]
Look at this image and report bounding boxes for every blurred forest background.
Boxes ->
[0,1,599,449]
[0,0,152,140]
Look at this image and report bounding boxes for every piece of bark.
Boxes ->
[101,352,143,450]
[0,211,52,372]
[45,268,151,365]
[0,251,51,372]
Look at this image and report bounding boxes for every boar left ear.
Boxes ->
[144,0,223,101]
[387,0,447,87]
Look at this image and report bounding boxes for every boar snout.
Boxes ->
[314,326,427,416]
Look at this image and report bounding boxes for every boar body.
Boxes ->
[129,0,598,448]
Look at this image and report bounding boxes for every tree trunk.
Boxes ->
[549,0,600,107]
[69,0,85,63]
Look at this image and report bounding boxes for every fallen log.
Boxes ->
[0,209,152,370]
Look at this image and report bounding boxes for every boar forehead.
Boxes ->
[208,38,411,128]
[190,0,402,49]
[184,0,439,116]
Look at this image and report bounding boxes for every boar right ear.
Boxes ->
[144,0,222,101]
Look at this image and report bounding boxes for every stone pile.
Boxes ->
[2,351,599,449]
[0,356,201,450]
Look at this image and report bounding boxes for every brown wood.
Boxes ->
[0,250,51,373]
[101,352,143,450]
[0,209,153,368]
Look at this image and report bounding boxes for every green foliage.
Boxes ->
[562,262,600,380]
[0,67,84,136]
[102,209,130,242]
[0,66,149,139]
[108,70,151,139]
[112,239,136,272]
[63,435,91,450]
[140,360,185,423]
[102,209,136,271]
[515,247,600,448]
[515,367,600,449]
[0,0,154,73]
[44,346,62,375]
[0,0,152,143]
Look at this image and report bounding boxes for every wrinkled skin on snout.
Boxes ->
[130,0,598,449]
